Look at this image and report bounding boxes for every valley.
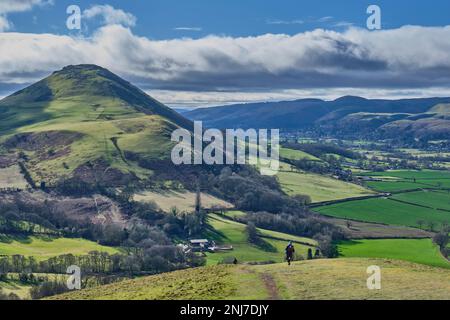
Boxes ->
[0,65,448,300]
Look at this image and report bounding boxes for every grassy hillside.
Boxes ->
[50,258,450,300]
[0,279,32,299]
[279,147,320,161]
[204,214,316,265]
[338,239,449,269]
[0,65,192,185]
[0,236,120,261]
[277,170,374,203]
[133,190,233,212]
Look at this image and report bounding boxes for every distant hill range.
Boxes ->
[184,96,450,140]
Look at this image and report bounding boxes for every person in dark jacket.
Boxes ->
[285,241,295,265]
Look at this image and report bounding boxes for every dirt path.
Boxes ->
[260,273,280,300]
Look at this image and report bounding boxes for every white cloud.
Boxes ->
[153,87,450,108]
[0,0,52,31]
[317,16,333,23]
[83,5,136,27]
[334,21,354,28]
[266,19,304,25]
[0,15,11,31]
[2,24,450,105]
[174,27,202,31]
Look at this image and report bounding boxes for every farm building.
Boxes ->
[189,239,211,252]
[188,239,233,252]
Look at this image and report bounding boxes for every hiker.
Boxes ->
[285,241,295,265]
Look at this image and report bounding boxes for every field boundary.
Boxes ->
[309,193,385,208]
[316,211,433,233]
[389,197,450,213]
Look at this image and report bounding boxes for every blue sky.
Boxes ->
[9,0,450,38]
[1,1,450,107]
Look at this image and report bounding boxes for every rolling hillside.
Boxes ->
[204,213,316,265]
[50,258,450,300]
[0,64,192,185]
[184,96,450,139]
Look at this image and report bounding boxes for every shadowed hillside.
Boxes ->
[185,96,450,139]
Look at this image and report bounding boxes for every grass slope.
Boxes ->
[51,258,450,300]
[279,147,320,161]
[0,65,192,184]
[338,239,449,269]
[277,170,374,203]
[133,190,233,212]
[0,236,120,261]
[204,214,316,265]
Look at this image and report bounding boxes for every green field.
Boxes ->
[51,258,450,300]
[314,197,450,228]
[204,214,316,265]
[277,170,374,203]
[391,190,450,210]
[222,210,247,219]
[362,170,450,192]
[339,239,449,269]
[362,170,450,180]
[365,181,426,192]
[0,236,120,261]
[280,147,320,161]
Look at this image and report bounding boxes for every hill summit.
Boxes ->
[0,64,190,132]
[0,65,192,185]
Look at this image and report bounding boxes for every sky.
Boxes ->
[1,0,450,107]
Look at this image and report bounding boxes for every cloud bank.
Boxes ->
[83,5,136,28]
[1,24,450,105]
